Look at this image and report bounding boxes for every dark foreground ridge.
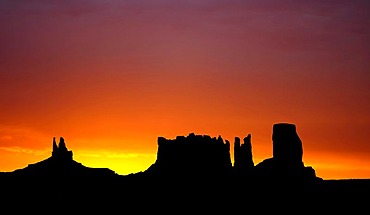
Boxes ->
[1,123,369,210]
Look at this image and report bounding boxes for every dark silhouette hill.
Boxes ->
[7,137,117,180]
[1,122,369,211]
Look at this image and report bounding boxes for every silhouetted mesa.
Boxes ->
[145,133,232,178]
[254,123,319,182]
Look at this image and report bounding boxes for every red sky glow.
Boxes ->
[0,0,369,179]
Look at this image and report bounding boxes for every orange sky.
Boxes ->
[0,1,369,179]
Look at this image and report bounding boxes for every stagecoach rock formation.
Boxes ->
[254,123,318,181]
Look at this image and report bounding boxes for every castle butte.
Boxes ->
[144,122,321,183]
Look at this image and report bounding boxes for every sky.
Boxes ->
[0,0,369,179]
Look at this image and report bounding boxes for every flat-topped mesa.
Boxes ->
[51,137,73,161]
[146,133,232,178]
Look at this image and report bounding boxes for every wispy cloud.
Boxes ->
[1,135,13,140]
[0,124,50,149]
[0,146,49,156]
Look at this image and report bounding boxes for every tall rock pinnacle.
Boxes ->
[234,134,254,176]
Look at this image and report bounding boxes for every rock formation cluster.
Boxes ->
[8,122,320,185]
[146,123,319,182]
